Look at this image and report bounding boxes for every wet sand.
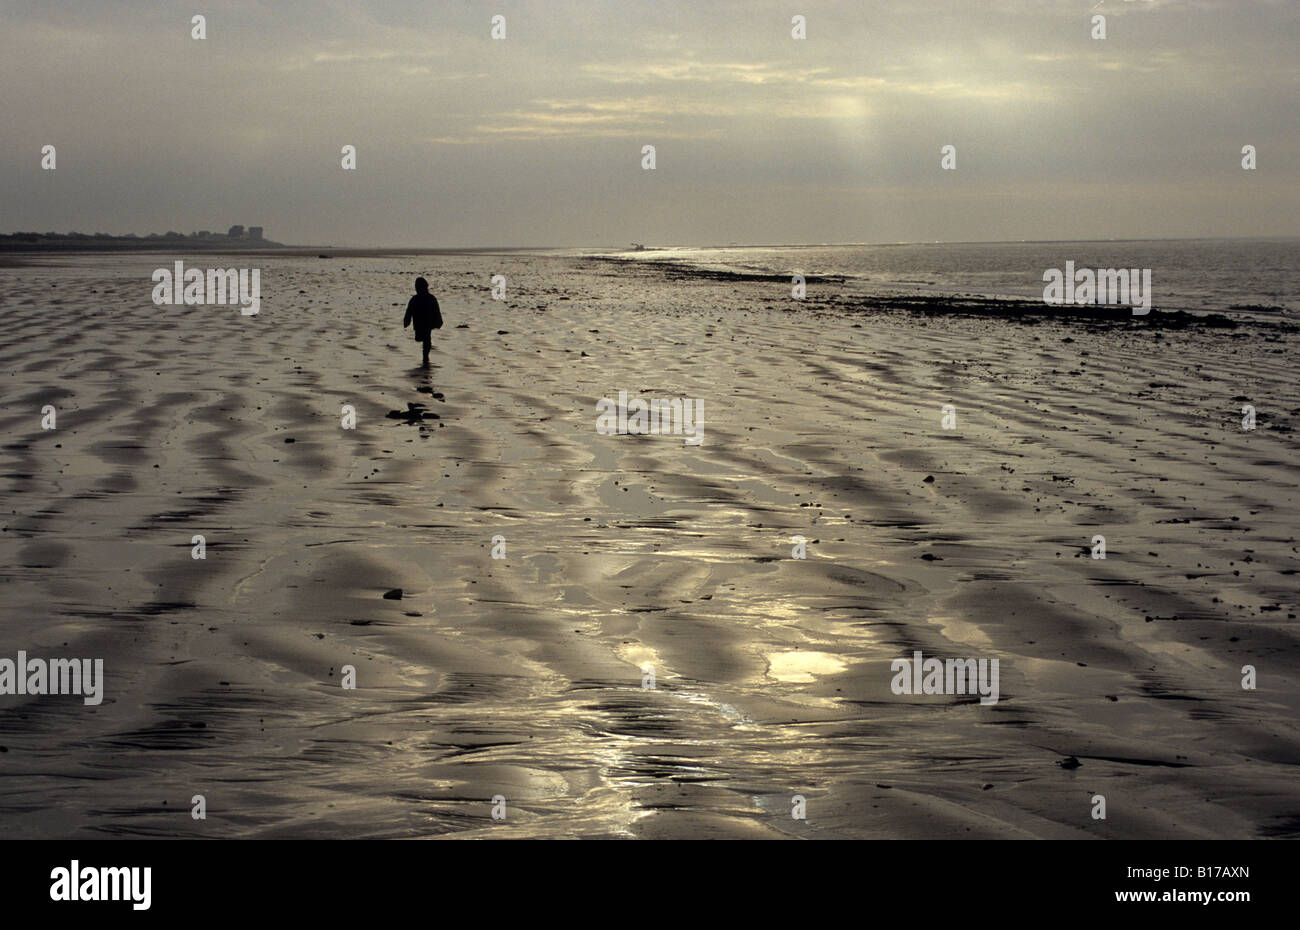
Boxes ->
[1,252,1297,839]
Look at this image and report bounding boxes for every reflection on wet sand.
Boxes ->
[0,252,1297,839]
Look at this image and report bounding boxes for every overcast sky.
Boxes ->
[2,0,1296,247]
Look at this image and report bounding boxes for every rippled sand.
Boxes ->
[1,252,1297,838]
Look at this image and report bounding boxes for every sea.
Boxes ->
[576,238,1299,318]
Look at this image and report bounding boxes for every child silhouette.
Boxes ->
[402,277,443,366]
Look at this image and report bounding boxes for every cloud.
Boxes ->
[0,0,1295,245]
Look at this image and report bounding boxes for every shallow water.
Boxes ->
[592,238,1300,316]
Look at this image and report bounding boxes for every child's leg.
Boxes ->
[422,333,431,363]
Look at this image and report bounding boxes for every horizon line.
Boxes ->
[314,234,1300,251]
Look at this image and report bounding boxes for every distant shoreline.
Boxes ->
[0,242,580,257]
[0,238,289,253]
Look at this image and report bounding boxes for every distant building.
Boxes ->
[248,226,264,241]
[227,225,245,239]
[198,230,210,238]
